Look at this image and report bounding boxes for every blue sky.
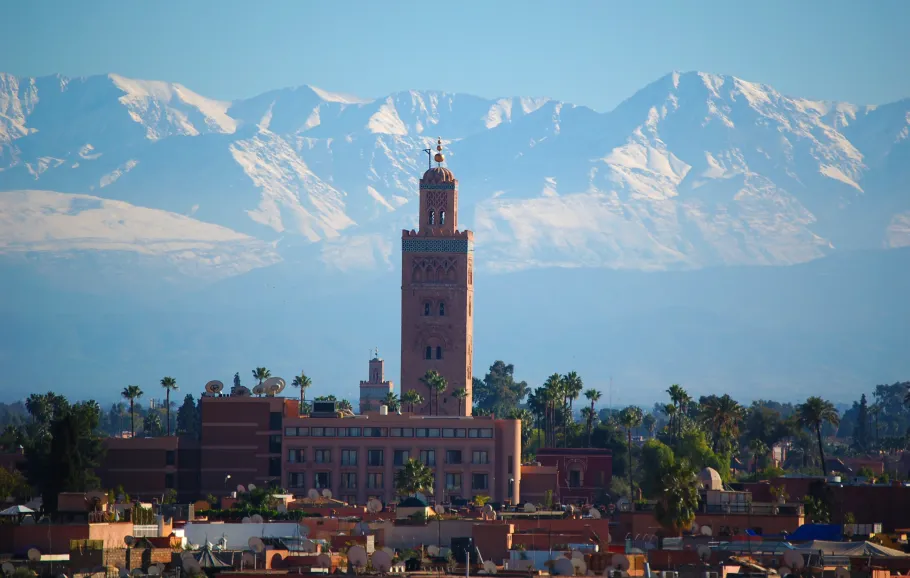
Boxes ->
[3,0,909,110]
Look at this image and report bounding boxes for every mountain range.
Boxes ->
[0,70,908,404]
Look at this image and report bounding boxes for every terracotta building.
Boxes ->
[528,448,613,505]
[400,140,474,416]
[359,352,394,414]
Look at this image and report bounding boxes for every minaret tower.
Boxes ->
[400,139,474,416]
[359,348,394,413]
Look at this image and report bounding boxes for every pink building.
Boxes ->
[359,352,394,414]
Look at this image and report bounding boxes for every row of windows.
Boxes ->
[285,427,494,439]
[288,471,489,492]
[425,346,444,360]
[428,210,446,226]
[287,448,488,466]
[424,302,446,316]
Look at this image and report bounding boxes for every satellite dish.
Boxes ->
[251,514,264,523]
[155,564,165,574]
[700,525,713,536]
[571,551,585,561]
[118,571,128,578]
[483,504,494,514]
[483,561,499,575]
[131,570,143,576]
[611,554,630,572]
[382,547,395,558]
[783,550,804,570]
[779,567,792,578]
[249,537,265,553]
[524,503,537,513]
[205,380,224,394]
[299,523,311,538]
[354,521,371,536]
[835,568,850,578]
[248,483,257,491]
[348,545,368,568]
[252,384,266,396]
[241,516,252,524]
[697,545,711,562]
[301,539,318,553]
[316,553,332,569]
[572,558,587,574]
[2,563,15,575]
[263,377,286,396]
[322,488,333,499]
[234,386,251,397]
[590,508,602,519]
[552,558,575,576]
[427,545,440,556]
[237,484,246,493]
[124,536,135,547]
[148,566,161,576]
[372,551,393,573]
[434,504,446,516]
[367,498,383,513]
[27,549,41,562]
[307,489,320,500]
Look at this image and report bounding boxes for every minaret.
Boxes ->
[359,348,394,413]
[400,139,474,416]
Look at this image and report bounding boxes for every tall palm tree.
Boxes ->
[159,377,178,436]
[543,374,563,447]
[699,394,745,454]
[562,372,584,447]
[584,389,602,447]
[394,458,435,498]
[663,403,678,444]
[642,414,657,438]
[619,406,644,498]
[121,385,143,438]
[580,407,597,447]
[452,388,468,415]
[402,389,419,413]
[292,372,312,414]
[420,370,447,415]
[797,396,840,476]
[666,384,691,440]
[252,367,271,396]
[654,459,699,536]
[337,399,353,412]
[749,438,769,472]
[527,388,545,448]
[382,391,401,412]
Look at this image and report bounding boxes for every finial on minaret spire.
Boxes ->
[434,137,445,165]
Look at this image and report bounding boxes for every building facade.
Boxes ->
[531,448,613,504]
[400,141,474,416]
[359,353,394,414]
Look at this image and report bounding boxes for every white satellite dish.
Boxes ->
[571,551,585,561]
[205,380,224,395]
[779,566,792,578]
[263,377,286,396]
[783,550,804,570]
[697,545,711,562]
[367,498,383,513]
[252,384,266,396]
[301,539,317,553]
[835,567,850,578]
[124,536,135,547]
[382,547,395,559]
[241,516,251,524]
[524,503,537,513]
[590,508,602,519]
[27,549,41,562]
[427,545,440,556]
[299,523,311,538]
[248,483,257,491]
[372,551,393,573]
[434,504,446,516]
[552,558,574,576]
[611,554,630,572]
[316,553,332,569]
[308,489,320,500]
[237,484,246,493]
[348,545,368,568]
[251,513,264,523]
[322,488,333,499]
[700,525,713,536]
[249,537,265,554]
[2,563,15,575]
[572,558,587,574]
[483,561,499,575]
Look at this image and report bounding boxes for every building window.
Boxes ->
[269,434,282,454]
[164,473,175,489]
[285,427,298,437]
[288,448,306,463]
[468,428,493,439]
[269,412,282,431]
[420,450,436,466]
[391,428,413,438]
[424,302,431,316]
[364,427,387,438]
[446,450,462,465]
[165,451,175,466]
[347,427,361,437]
[394,450,409,466]
[269,457,281,477]
[367,473,384,489]
[368,449,384,467]
[472,451,488,465]
[315,449,332,464]
[472,473,489,491]
[439,302,445,316]
[288,472,305,489]
[343,495,357,505]
[315,472,331,489]
[425,346,432,360]
[569,470,582,488]
[440,210,446,225]
[445,473,462,492]
[436,346,443,360]
[341,473,357,489]
[341,450,357,466]
[429,210,435,225]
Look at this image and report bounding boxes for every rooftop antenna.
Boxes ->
[422,146,433,170]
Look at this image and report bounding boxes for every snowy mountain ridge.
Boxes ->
[1,70,909,279]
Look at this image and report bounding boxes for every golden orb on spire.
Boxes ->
[434,137,445,164]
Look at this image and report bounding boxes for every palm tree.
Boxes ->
[452,388,468,415]
[143,411,163,437]
[420,370,447,415]
[654,459,699,536]
[580,407,597,447]
[543,374,563,447]
[562,372,584,446]
[667,384,691,440]
[159,377,178,436]
[382,391,401,412]
[797,396,840,476]
[749,438,769,472]
[402,389,420,413]
[121,385,143,438]
[394,458,435,499]
[584,389,602,447]
[663,403,678,444]
[252,367,271,396]
[528,389,545,448]
[619,406,644,498]
[337,399,353,412]
[642,414,657,438]
[699,394,745,454]
[291,371,312,414]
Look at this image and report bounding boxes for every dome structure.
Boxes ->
[421,166,455,184]
[698,467,723,491]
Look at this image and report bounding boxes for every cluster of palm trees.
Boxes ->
[376,370,468,416]
[523,372,604,448]
[119,376,178,438]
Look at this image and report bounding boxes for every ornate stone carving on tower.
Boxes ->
[359,348,394,413]
[400,139,474,416]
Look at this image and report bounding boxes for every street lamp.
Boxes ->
[224,474,232,491]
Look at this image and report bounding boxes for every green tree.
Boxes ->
[749,438,769,472]
[0,465,30,501]
[420,370,447,416]
[394,458,434,498]
[699,394,745,454]
[562,372,584,446]
[159,377,178,436]
[472,361,530,417]
[382,391,401,412]
[252,367,271,395]
[176,394,199,439]
[853,394,869,450]
[619,406,644,498]
[120,385,143,438]
[337,399,353,412]
[654,458,699,536]
[143,411,163,437]
[797,396,840,477]
[402,389,422,413]
[543,374,564,447]
[452,388,468,415]
[584,389,602,447]
[292,371,312,414]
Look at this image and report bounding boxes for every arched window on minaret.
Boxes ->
[424,302,431,316]
[436,346,443,360]
[429,210,435,225]
[439,302,445,316]
[425,346,432,360]
[440,210,446,225]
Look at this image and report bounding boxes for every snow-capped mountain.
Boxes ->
[1,70,909,278]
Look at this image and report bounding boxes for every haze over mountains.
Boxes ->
[1,70,908,404]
